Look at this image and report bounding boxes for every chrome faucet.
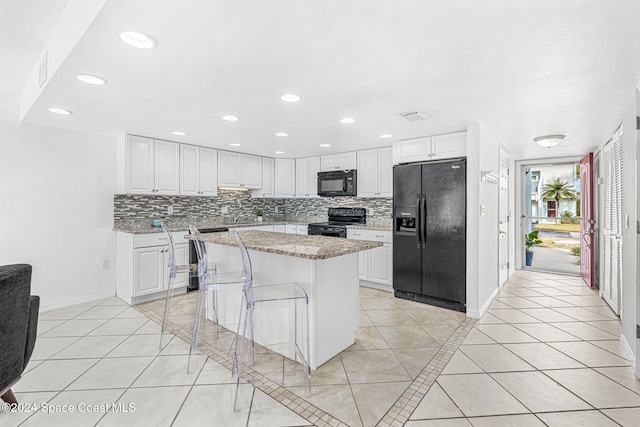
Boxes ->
[233,200,242,223]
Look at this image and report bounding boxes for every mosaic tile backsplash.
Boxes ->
[114,190,392,225]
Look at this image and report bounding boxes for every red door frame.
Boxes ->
[580,153,594,287]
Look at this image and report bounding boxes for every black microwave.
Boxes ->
[317,170,357,197]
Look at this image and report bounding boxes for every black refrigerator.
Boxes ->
[393,158,466,312]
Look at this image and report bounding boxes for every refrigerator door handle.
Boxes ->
[416,194,422,249]
[422,193,427,249]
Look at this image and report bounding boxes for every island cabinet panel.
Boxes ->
[206,242,359,369]
[218,151,262,189]
[274,158,296,197]
[126,135,179,195]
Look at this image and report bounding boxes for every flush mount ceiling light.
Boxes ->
[119,30,157,49]
[533,134,565,148]
[275,132,288,137]
[230,143,241,147]
[281,94,300,103]
[75,73,107,85]
[48,107,72,115]
[274,150,285,154]
[340,117,356,124]
[319,144,331,147]
[380,134,393,139]
[222,115,239,121]
[172,131,187,136]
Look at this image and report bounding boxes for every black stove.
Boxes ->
[308,207,366,238]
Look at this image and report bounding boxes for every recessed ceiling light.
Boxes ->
[172,131,187,136]
[340,117,355,124]
[48,107,72,115]
[230,143,241,147]
[281,94,300,103]
[75,73,107,85]
[275,132,288,137]
[380,134,393,139]
[119,30,157,49]
[319,144,331,147]
[222,115,240,121]
[274,151,285,154]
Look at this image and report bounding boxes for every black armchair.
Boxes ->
[0,264,39,404]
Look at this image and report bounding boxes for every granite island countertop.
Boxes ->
[191,230,382,260]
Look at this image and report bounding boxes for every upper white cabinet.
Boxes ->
[252,157,275,198]
[320,151,357,171]
[180,145,218,196]
[393,131,466,164]
[126,135,180,195]
[295,156,320,198]
[218,151,262,189]
[357,147,392,197]
[274,159,296,197]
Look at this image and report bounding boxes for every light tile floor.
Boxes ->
[2,269,638,426]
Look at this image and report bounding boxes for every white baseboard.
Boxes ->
[468,286,501,319]
[620,333,637,373]
[39,291,116,312]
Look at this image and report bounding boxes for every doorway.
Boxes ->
[520,160,583,276]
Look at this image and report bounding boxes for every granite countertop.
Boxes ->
[114,217,390,234]
[192,230,382,260]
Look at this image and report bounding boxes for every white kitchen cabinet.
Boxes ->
[273,224,286,233]
[126,135,180,195]
[180,145,218,196]
[274,159,296,197]
[295,156,320,198]
[296,225,308,235]
[116,231,188,305]
[393,131,466,164]
[252,157,275,198]
[357,147,392,197]
[346,229,393,291]
[218,151,263,189]
[320,151,357,171]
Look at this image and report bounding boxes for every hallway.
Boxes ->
[406,269,639,426]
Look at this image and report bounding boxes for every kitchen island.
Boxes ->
[194,230,382,369]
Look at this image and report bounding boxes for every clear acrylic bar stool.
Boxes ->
[159,222,199,351]
[188,226,244,372]
[232,231,311,411]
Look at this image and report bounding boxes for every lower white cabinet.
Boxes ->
[116,231,189,305]
[347,229,393,291]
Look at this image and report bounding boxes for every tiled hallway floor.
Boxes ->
[3,270,639,426]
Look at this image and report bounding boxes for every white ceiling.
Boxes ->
[9,0,640,159]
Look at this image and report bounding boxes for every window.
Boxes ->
[547,200,557,218]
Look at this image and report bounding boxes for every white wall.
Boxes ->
[465,123,502,318]
[0,90,118,311]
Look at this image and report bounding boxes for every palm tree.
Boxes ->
[540,179,577,223]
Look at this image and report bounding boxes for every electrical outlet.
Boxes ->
[368,208,374,216]
[480,205,486,216]
[221,206,229,214]
[167,205,173,215]
[102,259,110,270]
[275,206,280,213]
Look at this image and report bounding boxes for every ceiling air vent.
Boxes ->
[399,111,431,122]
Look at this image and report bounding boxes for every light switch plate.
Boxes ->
[480,205,486,216]
[221,206,229,214]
